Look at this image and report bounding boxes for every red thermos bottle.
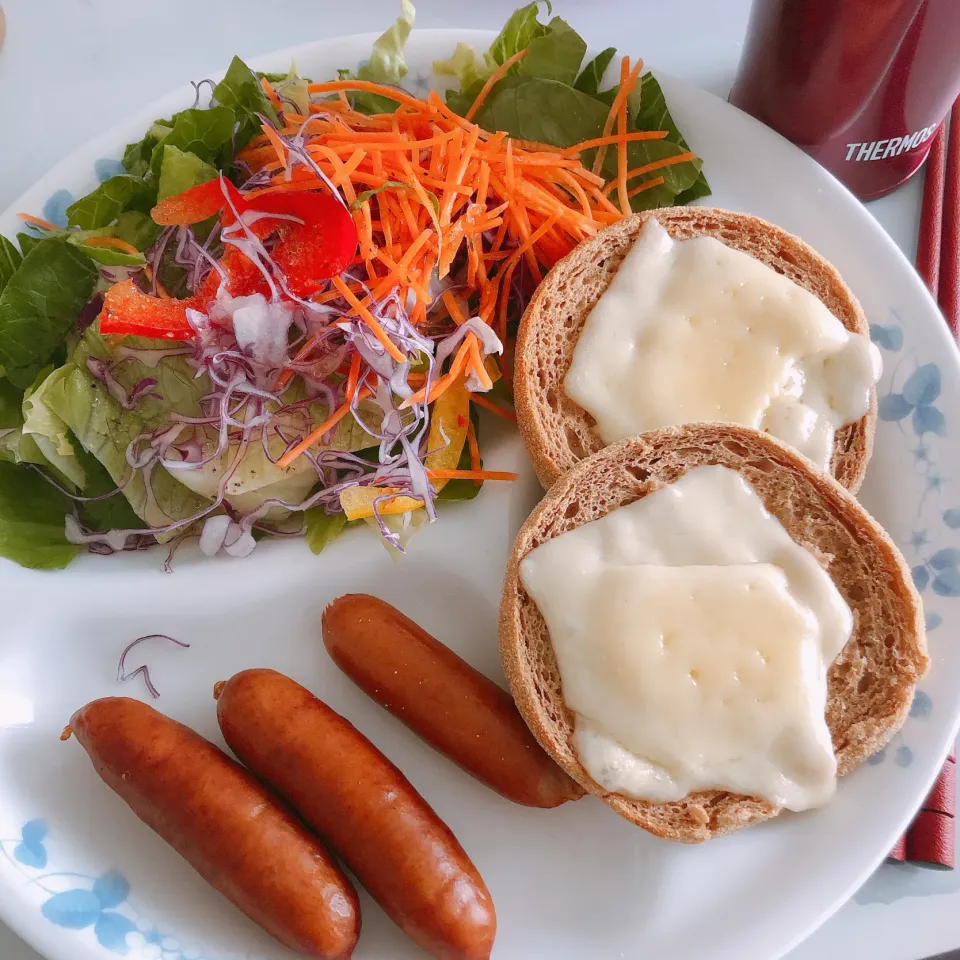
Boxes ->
[729,0,960,199]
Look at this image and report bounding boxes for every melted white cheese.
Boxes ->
[564,219,881,470]
[519,465,852,810]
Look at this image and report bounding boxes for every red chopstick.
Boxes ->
[888,102,959,869]
[942,99,960,337]
[916,126,947,298]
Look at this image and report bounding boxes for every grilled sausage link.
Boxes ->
[67,697,360,959]
[215,669,496,960]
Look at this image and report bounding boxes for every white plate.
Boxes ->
[0,28,958,960]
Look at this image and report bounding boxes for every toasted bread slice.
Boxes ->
[500,424,927,843]
[515,207,877,492]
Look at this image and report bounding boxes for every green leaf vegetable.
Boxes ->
[0,459,78,570]
[213,56,280,150]
[304,509,349,555]
[436,2,709,210]
[65,175,153,230]
[156,144,219,202]
[148,106,236,180]
[351,180,440,217]
[39,331,210,532]
[338,0,416,114]
[0,239,98,389]
[0,237,22,296]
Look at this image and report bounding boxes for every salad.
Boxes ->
[0,1,706,570]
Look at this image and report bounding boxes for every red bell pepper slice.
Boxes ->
[256,193,358,298]
[99,280,197,341]
[150,176,247,227]
[110,183,359,340]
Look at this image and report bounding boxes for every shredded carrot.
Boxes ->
[260,78,283,112]
[261,123,292,176]
[561,129,666,158]
[400,341,471,408]
[627,175,666,199]
[471,392,518,422]
[592,56,645,177]
[465,49,529,122]
[17,213,56,231]
[345,351,362,401]
[467,337,494,391]
[330,276,404,362]
[442,290,468,326]
[82,236,142,257]
[307,80,431,112]
[603,152,697,194]
[466,417,481,483]
[427,469,518,481]
[616,58,631,216]
[276,386,374,469]
[230,66,704,472]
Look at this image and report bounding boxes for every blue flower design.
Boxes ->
[13,819,48,869]
[895,745,913,768]
[95,158,125,182]
[910,548,960,597]
[870,323,904,351]
[878,363,947,436]
[910,690,933,718]
[909,529,929,550]
[40,869,135,954]
[41,189,74,229]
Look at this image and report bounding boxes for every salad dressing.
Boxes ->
[519,465,852,810]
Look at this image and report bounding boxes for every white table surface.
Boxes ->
[0,1,954,958]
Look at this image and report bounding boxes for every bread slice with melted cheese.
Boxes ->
[499,423,927,842]
[514,207,876,492]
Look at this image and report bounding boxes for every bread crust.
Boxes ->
[514,207,877,491]
[499,424,927,842]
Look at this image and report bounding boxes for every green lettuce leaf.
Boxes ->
[213,56,279,150]
[0,238,98,389]
[76,211,162,257]
[341,0,416,114]
[259,65,312,117]
[304,509,348,554]
[440,5,709,210]
[631,72,710,206]
[41,332,210,530]
[517,16,585,85]
[16,233,41,256]
[69,242,146,268]
[0,459,78,569]
[489,2,552,64]
[433,42,489,91]
[360,0,416,83]
[21,369,86,489]
[0,237,21,296]
[65,175,153,230]
[156,144,219,202]
[149,106,235,179]
[71,440,147,532]
[474,75,608,147]
[574,47,616,96]
[0,379,22,429]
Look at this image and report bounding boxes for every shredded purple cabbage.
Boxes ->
[71,104,509,563]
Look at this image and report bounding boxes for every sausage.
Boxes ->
[322,594,583,808]
[66,697,360,959]
[215,669,496,960]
